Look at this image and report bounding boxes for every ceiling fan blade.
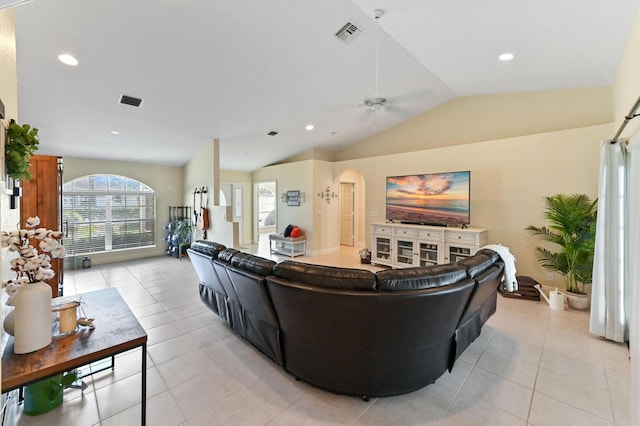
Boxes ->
[388,88,434,106]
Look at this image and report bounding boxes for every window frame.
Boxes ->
[62,174,157,255]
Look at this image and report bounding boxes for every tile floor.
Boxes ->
[10,244,631,425]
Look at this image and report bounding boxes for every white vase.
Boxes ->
[13,282,53,354]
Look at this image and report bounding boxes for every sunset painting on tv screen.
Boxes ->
[386,171,470,225]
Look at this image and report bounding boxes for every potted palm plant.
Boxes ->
[526,193,597,310]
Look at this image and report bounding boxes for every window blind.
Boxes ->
[63,175,156,255]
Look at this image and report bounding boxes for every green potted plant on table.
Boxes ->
[526,193,597,310]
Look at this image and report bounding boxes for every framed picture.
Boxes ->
[286,190,301,206]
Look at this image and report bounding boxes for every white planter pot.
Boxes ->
[565,291,590,310]
[13,282,53,354]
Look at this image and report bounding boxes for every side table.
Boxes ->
[1,288,148,425]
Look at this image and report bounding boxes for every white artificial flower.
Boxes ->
[8,236,21,251]
[48,231,63,239]
[26,216,40,227]
[4,282,21,296]
[39,237,59,252]
[20,246,37,258]
[35,267,55,281]
[34,228,48,240]
[2,217,65,296]
[51,245,66,259]
[0,232,10,247]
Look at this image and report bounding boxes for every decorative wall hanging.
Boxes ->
[318,186,337,203]
[281,190,304,206]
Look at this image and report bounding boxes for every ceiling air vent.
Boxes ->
[267,131,278,136]
[119,94,143,108]
[335,22,361,43]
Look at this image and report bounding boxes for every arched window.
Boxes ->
[63,175,156,255]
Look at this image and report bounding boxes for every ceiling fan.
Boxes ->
[362,8,388,129]
[358,9,433,130]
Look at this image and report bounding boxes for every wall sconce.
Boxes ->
[318,186,336,203]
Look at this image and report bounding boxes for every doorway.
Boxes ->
[254,181,277,246]
[339,182,355,246]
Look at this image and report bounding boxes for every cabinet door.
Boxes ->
[418,241,443,266]
[445,243,473,263]
[373,235,392,265]
[394,238,416,267]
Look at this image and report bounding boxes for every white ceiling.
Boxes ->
[10,0,640,172]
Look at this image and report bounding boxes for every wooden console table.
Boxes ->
[1,288,148,425]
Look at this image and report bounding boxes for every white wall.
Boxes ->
[183,141,239,247]
[334,123,610,284]
[252,160,316,252]
[63,157,183,265]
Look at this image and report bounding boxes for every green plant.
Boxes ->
[526,193,597,294]
[174,219,193,245]
[5,121,40,180]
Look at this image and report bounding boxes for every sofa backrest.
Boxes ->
[189,240,226,259]
[230,252,276,276]
[225,252,282,364]
[457,252,495,278]
[461,263,504,325]
[376,263,468,291]
[272,260,377,291]
[266,276,476,396]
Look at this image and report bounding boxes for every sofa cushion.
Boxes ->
[376,263,468,291]
[189,240,226,259]
[457,253,494,278]
[230,252,276,276]
[272,261,377,291]
[218,248,240,263]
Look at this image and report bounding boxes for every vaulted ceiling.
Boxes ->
[10,0,640,171]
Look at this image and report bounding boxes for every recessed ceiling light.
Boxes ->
[110,130,120,135]
[305,124,314,131]
[498,53,514,61]
[58,54,78,66]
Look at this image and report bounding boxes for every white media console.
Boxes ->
[371,223,487,268]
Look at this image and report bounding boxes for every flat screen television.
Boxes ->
[386,171,471,226]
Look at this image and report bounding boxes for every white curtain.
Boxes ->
[627,135,639,425]
[589,140,629,342]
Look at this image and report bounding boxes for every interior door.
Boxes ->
[20,155,63,297]
[339,182,354,246]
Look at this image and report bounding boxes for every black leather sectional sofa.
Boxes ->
[188,240,504,399]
